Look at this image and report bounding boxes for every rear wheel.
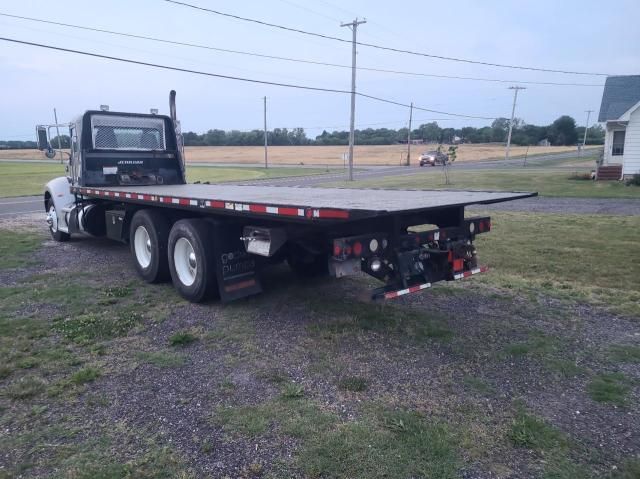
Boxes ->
[130,209,170,283]
[168,219,217,302]
[46,200,70,242]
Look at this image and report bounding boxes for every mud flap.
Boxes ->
[209,221,263,302]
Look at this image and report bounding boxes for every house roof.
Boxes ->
[598,75,640,122]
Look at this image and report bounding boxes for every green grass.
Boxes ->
[503,332,560,358]
[0,163,66,198]
[506,407,587,478]
[188,165,332,183]
[0,230,42,269]
[325,167,640,198]
[612,459,640,479]
[587,373,631,405]
[474,212,640,317]
[0,162,334,197]
[169,331,198,346]
[280,382,305,399]
[306,297,453,342]
[53,310,143,344]
[215,400,459,478]
[70,367,101,385]
[508,410,567,451]
[5,376,46,400]
[608,345,640,363]
[462,376,494,395]
[338,376,369,392]
[136,350,186,368]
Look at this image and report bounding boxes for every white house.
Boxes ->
[598,75,640,179]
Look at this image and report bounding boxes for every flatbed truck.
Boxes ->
[37,91,536,303]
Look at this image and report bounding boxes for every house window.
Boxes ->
[612,130,625,156]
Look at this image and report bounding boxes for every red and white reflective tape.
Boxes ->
[71,186,350,221]
[453,265,489,280]
[384,282,431,300]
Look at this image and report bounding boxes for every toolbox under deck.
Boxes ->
[72,184,537,221]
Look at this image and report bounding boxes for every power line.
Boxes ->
[0,13,605,87]
[0,36,497,120]
[357,93,496,120]
[162,0,610,76]
[0,36,349,94]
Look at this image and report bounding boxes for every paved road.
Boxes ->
[232,150,597,187]
[0,196,42,218]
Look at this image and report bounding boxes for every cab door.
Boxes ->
[69,125,81,184]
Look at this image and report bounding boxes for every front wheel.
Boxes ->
[46,201,70,242]
[168,219,217,303]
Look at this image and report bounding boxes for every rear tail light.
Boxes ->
[333,235,387,260]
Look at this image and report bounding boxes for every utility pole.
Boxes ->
[406,102,413,166]
[341,17,366,181]
[53,108,63,164]
[582,109,593,151]
[263,96,268,169]
[505,86,526,160]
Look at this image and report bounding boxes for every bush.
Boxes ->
[625,174,640,186]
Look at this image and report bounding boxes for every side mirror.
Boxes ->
[45,148,56,159]
[36,126,49,151]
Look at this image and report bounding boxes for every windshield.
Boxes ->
[91,114,166,150]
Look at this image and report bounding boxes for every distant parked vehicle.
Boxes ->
[419,150,448,166]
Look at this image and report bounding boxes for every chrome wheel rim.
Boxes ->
[134,226,152,268]
[174,237,197,286]
[47,205,58,232]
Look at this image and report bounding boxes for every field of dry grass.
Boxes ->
[0,144,587,166]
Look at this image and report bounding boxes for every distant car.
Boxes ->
[419,150,448,166]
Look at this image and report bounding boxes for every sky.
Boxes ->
[1,0,639,141]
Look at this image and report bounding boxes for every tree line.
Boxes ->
[182,115,604,147]
[1,115,604,149]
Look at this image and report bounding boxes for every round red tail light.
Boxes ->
[353,241,363,256]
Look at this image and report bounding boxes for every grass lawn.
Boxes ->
[327,167,640,198]
[0,162,332,198]
[473,211,640,317]
[1,209,639,477]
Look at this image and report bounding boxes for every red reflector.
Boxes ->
[479,222,485,232]
[353,241,363,256]
[333,244,342,256]
[453,258,464,271]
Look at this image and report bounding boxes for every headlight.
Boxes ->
[370,258,382,272]
[369,238,379,252]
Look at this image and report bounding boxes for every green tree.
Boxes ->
[49,135,70,149]
[548,116,578,145]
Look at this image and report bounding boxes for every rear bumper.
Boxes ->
[373,266,489,300]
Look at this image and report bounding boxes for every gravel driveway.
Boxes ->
[471,196,640,216]
[1,214,638,479]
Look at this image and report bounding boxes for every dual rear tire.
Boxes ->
[130,211,217,302]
